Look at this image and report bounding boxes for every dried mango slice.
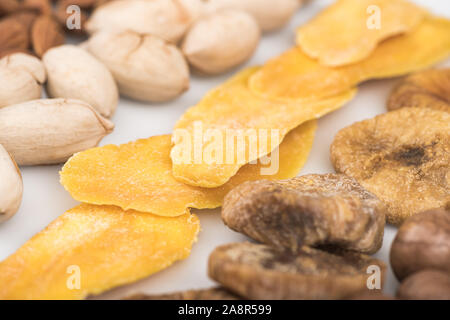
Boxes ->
[387,68,450,113]
[250,18,450,102]
[171,66,355,187]
[330,107,450,226]
[60,121,317,217]
[0,204,200,300]
[296,0,426,66]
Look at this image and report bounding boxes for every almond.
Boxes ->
[0,98,114,165]
[22,0,52,16]
[206,0,299,32]
[0,144,23,224]
[0,19,29,53]
[31,15,65,58]
[7,10,38,33]
[182,10,260,74]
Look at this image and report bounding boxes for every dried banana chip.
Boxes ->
[250,18,450,102]
[0,204,200,300]
[171,66,355,187]
[387,68,450,113]
[330,107,450,225]
[296,0,426,66]
[60,121,317,217]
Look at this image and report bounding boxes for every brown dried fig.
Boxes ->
[388,69,450,113]
[125,287,240,300]
[330,107,450,225]
[397,270,450,300]
[222,174,386,254]
[208,242,386,300]
[390,208,450,281]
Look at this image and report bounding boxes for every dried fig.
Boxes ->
[296,0,425,66]
[330,107,450,225]
[125,287,240,300]
[397,270,450,300]
[222,174,386,254]
[208,242,386,300]
[387,68,450,113]
[390,208,450,281]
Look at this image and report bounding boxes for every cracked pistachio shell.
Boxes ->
[0,98,114,166]
[182,10,260,75]
[43,45,118,118]
[0,144,23,224]
[87,31,189,102]
[86,0,199,43]
[0,53,46,108]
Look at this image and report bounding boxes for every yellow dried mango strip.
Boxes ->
[297,0,426,66]
[170,66,355,188]
[0,204,200,300]
[60,120,317,217]
[251,18,450,102]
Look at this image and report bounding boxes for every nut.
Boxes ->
[397,270,450,300]
[208,242,386,300]
[43,45,118,118]
[31,15,65,58]
[87,30,189,102]
[86,0,199,43]
[0,18,29,54]
[0,144,23,224]
[182,10,260,75]
[206,0,299,32]
[0,53,46,108]
[0,98,114,165]
[390,208,450,281]
[222,174,386,254]
[125,287,239,300]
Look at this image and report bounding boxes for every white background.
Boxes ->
[0,0,449,299]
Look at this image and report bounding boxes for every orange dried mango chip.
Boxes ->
[60,120,317,217]
[250,18,450,102]
[0,204,200,300]
[296,0,426,66]
[170,66,355,188]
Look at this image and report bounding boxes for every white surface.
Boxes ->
[0,0,449,299]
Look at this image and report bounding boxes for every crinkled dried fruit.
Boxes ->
[296,0,426,66]
[396,270,450,300]
[87,30,189,102]
[390,208,450,281]
[125,287,239,300]
[250,18,450,102]
[0,204,200,300]
[208,242,386,300]
[60,121,317,217]
[330,107,450,225]
[222,174,386,254]
[171,66,355,188]
[387,68,450,113]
